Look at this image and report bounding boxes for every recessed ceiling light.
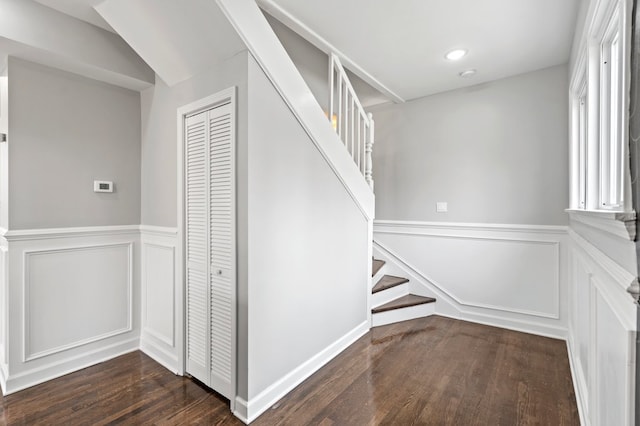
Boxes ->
[445,49,467,61]
[459,69,477,78]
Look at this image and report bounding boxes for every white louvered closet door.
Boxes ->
[185,101,234,399]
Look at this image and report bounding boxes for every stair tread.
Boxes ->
[372,294,436,314]
[372,259,386,277]
[372,275,409,294]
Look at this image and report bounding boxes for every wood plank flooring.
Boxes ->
[0,316,579,425]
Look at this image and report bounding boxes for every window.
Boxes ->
[578,88,587,209]
[599,11,624,209]
[569,0,629,212]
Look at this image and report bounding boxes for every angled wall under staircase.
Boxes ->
[216,0,375,423]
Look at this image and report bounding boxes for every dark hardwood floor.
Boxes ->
[0,316,579,425]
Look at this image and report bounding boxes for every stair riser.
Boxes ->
[372,267,386,283]
[372,283,409,308]
[372,303,435,327]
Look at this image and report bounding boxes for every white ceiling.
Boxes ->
[95,0,245,86]
[259,0,581,101]
[33,0,580,101]
[32,0,245,87]
[34,0,116,33]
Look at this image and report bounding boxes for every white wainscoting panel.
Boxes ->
[24,243,132,361]
[0,226,140,395]
[0,244,7,381]
[140,226,180,374]
[373,220,568,338]
[568,227,637,426]
[593,285,635,426]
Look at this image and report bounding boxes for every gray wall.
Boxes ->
[371,64,569,225]
[8,57,141,229]
[140,52,249,227]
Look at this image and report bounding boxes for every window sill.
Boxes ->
[565,208,636,241]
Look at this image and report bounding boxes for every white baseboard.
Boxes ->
[239,320,369,423]
[566,336,589,426]
[140,334,180,375]
[2,337,139,395]
[441,311,567,340]
[0,361,6,395]
[233,397,249,424]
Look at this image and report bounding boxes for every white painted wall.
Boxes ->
[371,65,569,226]
[7,57,141,229]
[242,55,369,420]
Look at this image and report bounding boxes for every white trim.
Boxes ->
[142,326,173,348]
[0,360,6,395]
[437,312,568,341]
[139,225,178,237]
[256,0,404,104]
[2,225,140,241]
[22,242,134,362]
[240,320,369,423]
[374,219,568,234]
[569,228,639,302]
[140,334,180,375]
[566,209,636,240]
[233,397,249,424]
[566,337,589,426]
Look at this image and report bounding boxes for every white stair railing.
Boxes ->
[329,53,374,189]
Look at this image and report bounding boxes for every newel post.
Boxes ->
[365,113,374,190]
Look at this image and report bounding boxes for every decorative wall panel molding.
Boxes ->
[373,220,568,339]
[24,243,133,361]
[140,226,180,373]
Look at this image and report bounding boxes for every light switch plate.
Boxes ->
[436,202,448,213]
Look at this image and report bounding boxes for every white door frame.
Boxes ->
[176,86,237,411]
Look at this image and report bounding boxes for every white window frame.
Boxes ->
[570,52,588,210]
[568,0,631,213]
[598,6,625,209]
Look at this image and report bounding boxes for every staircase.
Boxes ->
[371,258,436,327]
